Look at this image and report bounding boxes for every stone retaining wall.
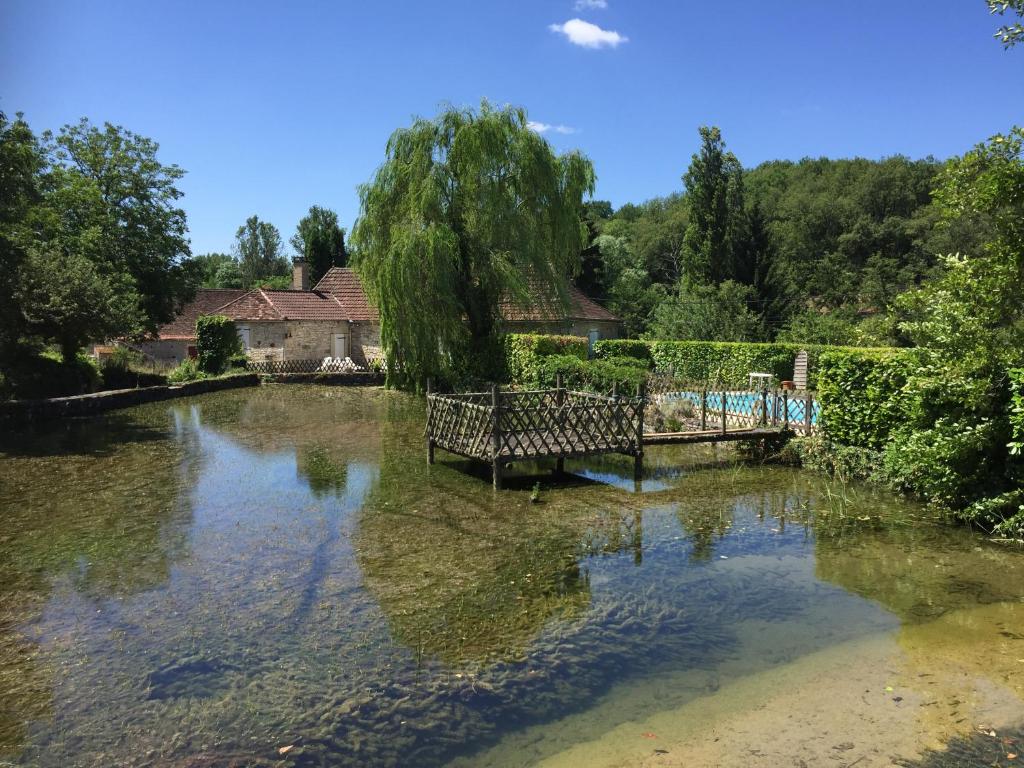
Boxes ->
[0,374,260,425]
[260,372,385,386]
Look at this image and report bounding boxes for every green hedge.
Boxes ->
[593,339,654,367]
[503,334,588,387]
[536,354,647,393]
[816,348,916,450]
[648,341,801,386]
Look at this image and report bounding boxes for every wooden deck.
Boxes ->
[427,377,821,488]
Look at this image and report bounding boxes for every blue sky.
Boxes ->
[3,0,1022,256]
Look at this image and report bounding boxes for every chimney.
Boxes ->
[292,259,309,291]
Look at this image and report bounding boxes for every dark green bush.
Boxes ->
[99,346,166,389]
[226,353,248,371]
[1010,367,1024,457]
[593,339,654,367]
[504,334,588,387]
[0,349,101,399]
[816,348,915,450]
[534,354,647,394]
[196,315,241,375]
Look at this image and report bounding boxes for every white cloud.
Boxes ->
[574,0,608,9]
[549,18,627,48]
[527,121,577,135]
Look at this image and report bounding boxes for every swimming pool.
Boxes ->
[659,390,820,426]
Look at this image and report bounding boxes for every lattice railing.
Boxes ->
[247,358,368,374]
[426,387,644,461]
[649,378,819,436]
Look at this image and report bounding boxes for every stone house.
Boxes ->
[139,261,619,366]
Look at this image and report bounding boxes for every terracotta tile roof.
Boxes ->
[313,267,379,321]
[500,281,620,323]
[215,289,350,322]
[158,288,248,340]
[314,267,619,325]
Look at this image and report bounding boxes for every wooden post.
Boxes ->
[804,392,813,435]
[555,373,565,476]
[700,388,707,431]
[760,387,768,428]
[425,377,435,465]
[782,389,789,430]
[634,379,646,480]
[491,384,503,490]
[721,389,728,435]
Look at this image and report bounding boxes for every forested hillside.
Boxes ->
[580,129,990,345]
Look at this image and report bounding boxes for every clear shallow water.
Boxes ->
[0,385,1021,767]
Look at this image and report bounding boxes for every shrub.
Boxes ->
[226,353,249,371]
[503,334,588,387]
[593,339,654,367]
[167,357,206,383]
[883,418,1007,509]
[815,348,915,450]
[780,436,885,482]
[196,315,241,375]
[0,348,102,399]
[1010,367,1024,457]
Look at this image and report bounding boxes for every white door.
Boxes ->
[238,327,251,350]
[332,334,348,359]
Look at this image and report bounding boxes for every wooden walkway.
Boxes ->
[425,377,818,489]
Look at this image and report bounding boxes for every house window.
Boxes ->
[187,345,197,359]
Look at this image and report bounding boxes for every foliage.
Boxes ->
[681,126,748,284]
[648,340,801,386]
[534,354,646,394]
[234,214,288,288]
[815,348,915,450]
[647,279,761,342]
[352,102,595,388]
[0,348,101,400]
[188,252,242,288]
[503,333,588,388]
[778,436,885,483]
[592,339,654,367]
[41,117,192,336]
[291,205,347,285]
[166,357,206,383]
[15,248,137,362]
[988,0,1024,47]
[1010,368,1024,456]
[195,315,242,375]
[777,309,862,347]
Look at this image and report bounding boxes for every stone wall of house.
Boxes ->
[133,338,192,365]
[349,321,381,365]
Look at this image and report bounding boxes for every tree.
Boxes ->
[0,112,43,358]
[187,252,241,288]
[989,0,1024,47]
[15,248,136,362]
[352,102,595,387]
[647,280,761,342]
[41,118,192,335]
[681,126,747,284]
[290,205,347,285]
[234,215,287,288]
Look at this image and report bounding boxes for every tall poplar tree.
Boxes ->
[681,126,747,284]
[234,215,286,288]
[352,102,595,388]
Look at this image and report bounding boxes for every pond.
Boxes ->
[0,385,1022,767]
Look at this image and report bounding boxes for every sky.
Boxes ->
[2,0,1022,256]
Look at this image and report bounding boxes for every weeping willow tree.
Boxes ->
[351,101,595,388]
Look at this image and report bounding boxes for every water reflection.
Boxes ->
[0,386,1021,767]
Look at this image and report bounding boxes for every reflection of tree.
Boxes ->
[0,407,198,756]
[297,445,349,498]
[354,410,602,665]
